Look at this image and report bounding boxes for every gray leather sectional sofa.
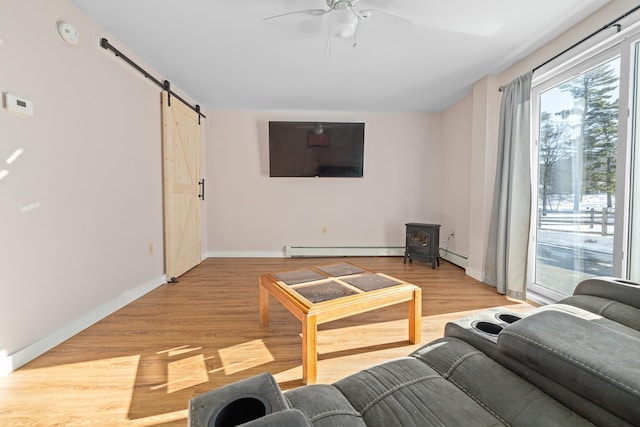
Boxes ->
[189,277,640,427]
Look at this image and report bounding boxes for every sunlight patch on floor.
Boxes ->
[0,354,141,424]
[166,354,209,393]
[128,409,187,426]
[149,346,213,393]
[157,344,204,357]
[217,340,274,375]
[272,366,303,384]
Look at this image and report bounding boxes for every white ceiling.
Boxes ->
[71,0,609,112]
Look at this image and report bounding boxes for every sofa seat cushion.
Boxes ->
[498,310,640,425]
[333,357,503,427]
[411,337,593,427]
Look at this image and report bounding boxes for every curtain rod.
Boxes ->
[100,38,206,122]
[499,4,640,92]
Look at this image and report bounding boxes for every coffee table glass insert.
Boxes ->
[315,263,366,277]
[292,280,359,303]
[274,269,326,285]
[343,274,401,292]
[259,262,422,384]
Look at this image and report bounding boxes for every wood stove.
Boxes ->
[404,223,440,269]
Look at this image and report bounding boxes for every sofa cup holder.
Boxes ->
[210,395,270,427]
[473,321,504,336]
[496,313,521,324]
[189,372,287,427]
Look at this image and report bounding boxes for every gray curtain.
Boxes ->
[485,71,532,300]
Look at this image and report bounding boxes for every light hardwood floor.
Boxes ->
[0,257,535,426]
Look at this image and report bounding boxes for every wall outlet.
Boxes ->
[451,229,456,237]
[5,93,34,118]
[148,243,154,255]
[322,226,328,234]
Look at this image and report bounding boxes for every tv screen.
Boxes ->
[269,121,365,177]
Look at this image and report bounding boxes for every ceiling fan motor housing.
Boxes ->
[328,1,357,38]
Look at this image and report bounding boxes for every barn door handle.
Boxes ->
[198,179,205,201]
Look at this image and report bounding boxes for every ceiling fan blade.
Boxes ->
[357,8,412,24]
[263,8,331,21]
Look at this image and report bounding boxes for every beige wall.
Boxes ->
[0,0,200,373]
[440,94,473,258]
[205,110,443,256]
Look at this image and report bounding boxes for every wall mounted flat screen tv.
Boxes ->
[269,121,365,178]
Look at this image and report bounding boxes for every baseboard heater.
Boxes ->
[285,245,469,269]
[439,248,468,269]
[285,246,405,258]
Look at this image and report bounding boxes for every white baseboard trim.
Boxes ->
[1,274,166,377]
[205,251,285,258]
[285,246,405,257]
[438,248,468,269]
[466,267,484,282]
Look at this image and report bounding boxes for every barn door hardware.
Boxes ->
[100,38,206,123]
[198,179,205,201]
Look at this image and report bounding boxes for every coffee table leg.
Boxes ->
[259,278,269,325]
[409,288,422,344]
[302,315,318,385]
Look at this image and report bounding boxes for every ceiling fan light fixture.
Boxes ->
[328,7,356,38]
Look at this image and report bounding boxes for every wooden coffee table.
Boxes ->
[259,262,422,384]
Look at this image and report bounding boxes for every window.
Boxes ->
[628,40,640,281]
[529,24,640,301]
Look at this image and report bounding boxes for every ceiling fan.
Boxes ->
[264,0,410,48]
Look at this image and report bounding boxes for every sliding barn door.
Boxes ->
[162,91,201,281]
